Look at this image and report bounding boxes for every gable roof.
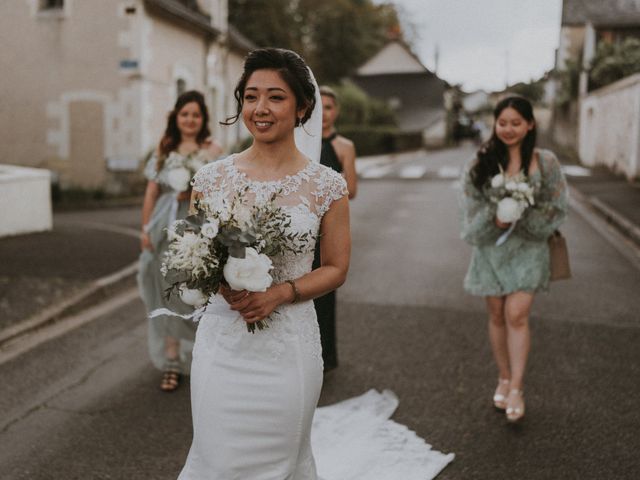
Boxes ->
[144,0,219,37]
[228,25,256,53]
[562,0,640,27]
[356,40,430,76]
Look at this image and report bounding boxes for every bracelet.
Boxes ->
[285,280,300,304]
[142,223,151,234]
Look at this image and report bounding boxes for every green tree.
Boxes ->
[331,82,396,127]
[228,0,404,83]
[589,38,640,90]
[556,58,581,107]
[228,0,302,52]
[508,79,545,103]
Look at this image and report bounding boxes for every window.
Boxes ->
[39,0,64,10]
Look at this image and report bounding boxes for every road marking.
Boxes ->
[57,220,140,239]
[562,165,591,177]
[359,164,395,179]
[399,165,428,178]
[437,166,461,179]
[0,288,141,366]
[356,158,393,175]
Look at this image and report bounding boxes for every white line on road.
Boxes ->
[399,165,428,178]
[437,166,461,179]
[0,288,141,366]
[359,164,395,179]
[562,165,592,177]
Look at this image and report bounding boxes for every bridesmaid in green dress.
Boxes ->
[138,90,222,392]
[460,96,568,422]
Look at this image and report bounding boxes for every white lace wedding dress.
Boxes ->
[178,156,453,480]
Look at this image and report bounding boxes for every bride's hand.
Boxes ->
[219,284,248,305]
[229,284,291,323]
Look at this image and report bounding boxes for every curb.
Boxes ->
[0,261,139,348]
[588,197,640,247]
[569,184,640,248]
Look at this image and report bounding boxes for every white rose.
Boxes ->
[200,221,219,239]
[179,284,208,307]
[166,167,192,192]
[516,182,530,192]
[491,173,505,188]
[505,181,518,191]
[223,247,273,292]
[496,197,525,223]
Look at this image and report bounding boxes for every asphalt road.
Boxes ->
[1,146,639,479]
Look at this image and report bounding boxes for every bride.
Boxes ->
[178,48,453,480]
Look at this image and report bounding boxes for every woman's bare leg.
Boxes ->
[485,296,510,380]
[503,291,535,390]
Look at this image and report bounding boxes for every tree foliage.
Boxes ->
[556,58,581,107]
[589,38,640,90]
[507,79,545,104]
[331,82,396,127]
[228,0,404,83]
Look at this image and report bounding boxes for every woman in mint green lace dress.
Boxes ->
[460,96,568,422]
[138,91,221,391]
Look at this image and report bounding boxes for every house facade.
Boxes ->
[350,40,448,147]
[551,0,640,150]
[0,0,251,194]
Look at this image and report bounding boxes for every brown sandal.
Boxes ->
[160,360,182,392]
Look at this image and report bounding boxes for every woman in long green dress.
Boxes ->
[138,90,221,392]
[460,96,568,422]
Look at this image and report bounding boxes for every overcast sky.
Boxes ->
[386,0,563,92]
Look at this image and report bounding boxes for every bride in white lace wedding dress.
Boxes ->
[177,48,453,480]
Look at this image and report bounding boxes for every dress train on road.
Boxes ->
[312,389,454,480]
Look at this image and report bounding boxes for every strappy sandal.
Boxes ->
[160,360,182,392]
[506,389,525,423]
[493,378,510,410]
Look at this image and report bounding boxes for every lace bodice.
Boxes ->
[192,155,347,283]
[191,156,347,358]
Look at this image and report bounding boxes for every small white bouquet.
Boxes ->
[163,151,208,192]
[488,167,536,245]
[157,189,314,332]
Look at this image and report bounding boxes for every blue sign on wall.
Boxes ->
[119,59,139,70]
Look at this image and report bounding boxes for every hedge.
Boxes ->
[338,126,423,156]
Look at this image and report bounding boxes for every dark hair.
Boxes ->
[471,96,537,190]
[320,85,338,105]
[157,90,210,169]
[222,48,316,126]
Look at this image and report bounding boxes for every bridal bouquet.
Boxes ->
[159,188,313,332]
[163,151,208,192]
[487,167,536,245]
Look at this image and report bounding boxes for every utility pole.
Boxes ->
[505,49,510,89]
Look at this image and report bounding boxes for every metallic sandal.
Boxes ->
[493,378,510,410]
[506,389,525,423]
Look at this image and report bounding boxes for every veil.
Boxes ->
[294,67,322,163]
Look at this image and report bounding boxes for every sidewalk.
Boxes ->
[555,154,640,246]
[0,207,140,345]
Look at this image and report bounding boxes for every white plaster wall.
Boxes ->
[0,165,52,237]
[0,0,137,186]
[142,15,208,154]
[221,49,251,149]
[579,73,640,180]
